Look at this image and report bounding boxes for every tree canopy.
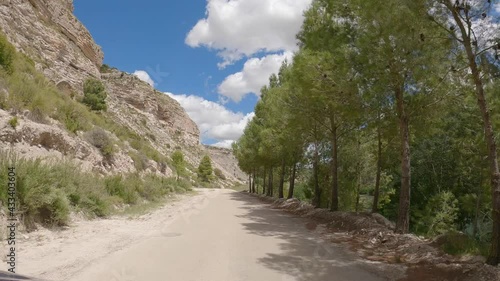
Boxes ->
[233,0,500,265]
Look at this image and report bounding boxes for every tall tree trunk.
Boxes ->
[330,121,339,211]
[262,168,267,195]
[395,86,411,234]
[248,174,252,193]
[473,183,482,238]
[288,163,297,199]
[446,3,500,265]
[268,167,274,197]
[313,143,321,208]
[252,170,256,193]
[279,160,285,198]
[475,50,500,265]
[355,140,361,213]
[372,124,382,213]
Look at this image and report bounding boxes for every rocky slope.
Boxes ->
[0,0,243,183]
[0,0,102,89]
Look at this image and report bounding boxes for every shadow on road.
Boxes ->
[228,192,389,281]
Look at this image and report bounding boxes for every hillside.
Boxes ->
[0,0,246,233]
[0,0,243,182]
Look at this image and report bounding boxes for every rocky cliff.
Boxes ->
[0,0,243,183]
[0,0,102,89]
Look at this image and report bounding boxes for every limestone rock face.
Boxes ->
[0,0,103,90]
[102,71,201,148]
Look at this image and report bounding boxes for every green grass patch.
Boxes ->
[8,116,18,129]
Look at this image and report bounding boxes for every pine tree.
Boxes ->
[172,150,186,181]
[197,155,213,183]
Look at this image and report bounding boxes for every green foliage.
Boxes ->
[0,33,15,74]
[172,150,186,180]
[129,151,149,172]
[232,0,500,260]
[415,192,459,236]
[8,116,18,129]
[438,232,490,257]
[99,64,117,73]
[104,175,139,204]
[197,155,213,182]
[214,168,226,180]
[82,78,107,111]
[84,128,115,158]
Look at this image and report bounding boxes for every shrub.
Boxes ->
[84,128,115,158]
[437,232,489,257]
[139,174,169,201]
[8,116,18,129]
[6,158,72,229]
[99,64,117,73]
[80,194,110,217]
[129,151,149,171]
[0,85,7,109]
[27,108,48,124]
[82,78,107,111]
[105,175,139,204]
[57,103,91,133]
[214,168,226,180]
[418,191,460,236]
[0,33,15,74]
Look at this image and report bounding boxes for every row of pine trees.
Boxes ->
[232,0,500,264]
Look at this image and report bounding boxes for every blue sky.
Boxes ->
[74,0,312,147]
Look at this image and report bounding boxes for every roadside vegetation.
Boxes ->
[233,0,500,264]
[0,151,192,231]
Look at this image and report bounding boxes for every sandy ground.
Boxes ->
[1,189,407,281]
[0,189,220,281]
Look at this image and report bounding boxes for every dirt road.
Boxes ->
[4,189,408,281]
[66,189,403,281]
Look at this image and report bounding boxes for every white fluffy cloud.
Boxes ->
[165,92,254,145]
[133,70,155,86]
[186,0,312,68]
[218,51,293,102]
[212,140,236,149]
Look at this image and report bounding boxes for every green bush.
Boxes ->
[99,64,117,73]
[84,128,115,158]
[0,33,15,74]
[416,191,459,236]
[8,116,18,129]
[437,232,489,257]
[140,174,169,200]
[82,78,107,111]
[129,151,149,171]
[104,175,139,204]
[80,194,110,218]
[214,168,226,180]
